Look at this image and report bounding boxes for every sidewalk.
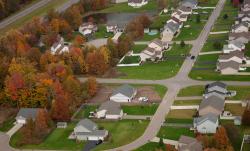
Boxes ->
[150,137,178,146]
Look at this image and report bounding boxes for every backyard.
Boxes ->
[118,44,191,80]
[201,33,228,52]
[122,104,159,115]
[157,126,194,140]
[173,100,201,106]
[94,24,114,39]
[132,44,148,53]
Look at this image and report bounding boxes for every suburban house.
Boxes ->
[79,22,98,36]
[223,40,245,54]
[178,6,193,15]
[229,32,250,43]
[218,51,246,64]
[199,95,225,116]
[231,22,249,33]
[16,108,40,124]
[193,113,219,134]
[73,119,108,141]
[217,60,241,75]
[106,24,118,33]
[51,36,69,55]
[203,90,226,100]
[238,10,250,18]
[205,82,228,94]
[167,17,184,28]
[95,101,123,119]
[181,0,198,9]
[171,10,188,22]
[162,21,180,41]
[241,0,250,12]
[110,84,137,103]
[236,15,250,26]
[178,135,203,151]
[128,0,148,8]
[140,39,169,61]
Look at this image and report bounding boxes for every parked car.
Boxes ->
[191,56,196,60]
[139,97,149,102]
[96,140,103,145]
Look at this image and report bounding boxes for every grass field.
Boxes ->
[10,122,85,150]
[141,32,161,41]
[94,120,149,151]
[212,0,238,32]
[118,44,191,80]
[198,0,219,7]
[201,33,228,52]
[132,44,148,53]
[150,15,171,29]
[100,0,157,13]
[174,9,212,41]
[178,85,204,96]
[166,109,196,120]
[75,105,98,119]
[157,126,194,140]
[122,104,159,115]
[94,25,114,39]
[0,118,15,132]
[173,100,202,106]
[0,0,69,35]
[134,142,165,151]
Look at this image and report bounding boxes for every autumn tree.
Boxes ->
[35,109,51,138]
[86,51,108,75]
[63,5,82,29]
[242,104,250,126]
[213,126,230,149]
[87,77,98,97]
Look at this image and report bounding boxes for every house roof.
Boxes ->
[178,135,203,151]
[150,38,168,48]
[229,32,250,40]
[232,22,248,30]
[75,130,107,137]
[165,21,180,33]
[128,0,147,3]
[112,84,136,98]
[98,101,122,115]
[219,51,245,60]
[199,95,225,112]
[229,40,245,48]
[218,61,241,70]
[178,6,192,12]
[181,0,198,7]
[52,35,64,49]
[194,113,218,125]
[206,81,227,90]
[76,119,97,131]
[16,108,40,120]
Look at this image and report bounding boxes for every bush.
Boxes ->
[223,14,228,20]
[213,42,223,50]
[180,40,185,48]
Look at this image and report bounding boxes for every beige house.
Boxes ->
[199,95,225,116]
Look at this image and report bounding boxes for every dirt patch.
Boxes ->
[0,107,17,124]
[102,68,126,78]
[87,86,113,104]
[134,86,161,103]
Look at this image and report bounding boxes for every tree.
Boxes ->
[233,0,240,7]
[87,77,98,97]
[180,40,186,47]
[242,104,250,126]
[73,35,85,46]
[35,109,50,134]
[213,126,230,149]
[196,14,201,23]
[224,123,242,149]
[159,137,164,147]
[86,51,108,75]
[223,14,228,20]
[213,41,222,50]
[63,5,82,29]
[157,0,168,10]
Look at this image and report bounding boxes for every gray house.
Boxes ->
[229,32,250,43]
[178,135,203,151]
[217,61,241,75]
[96,101,123,119]
[205,82,228,94]
[110,84,137,103]
[199,95,225,116]
[181,0,198,9]
[16,108,40,124]
[194,113,219,134]
[74,119,108,141]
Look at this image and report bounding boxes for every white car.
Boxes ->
[139,97,149,102]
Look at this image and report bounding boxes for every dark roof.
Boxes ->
[112,84,136,98]
[229,32,250,39]
[207,82,227,89]
[16,108,39,120]
[219,51,245,60]
[178,6,192,12]
[199,95,225,112]
[232,22,248,30]
[194,113,218,125]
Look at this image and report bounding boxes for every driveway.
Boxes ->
[83,141,98,151]
[0,132,13,151]
[87,38,108,48]
[7,123,23,137]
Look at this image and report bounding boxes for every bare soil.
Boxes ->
[87,86,113,104]
[134,86,161,103]
[0,107,17,124]
[102,68,126,78]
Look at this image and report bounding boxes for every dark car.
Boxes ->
[191,56,196,60]
[96,140,103,145]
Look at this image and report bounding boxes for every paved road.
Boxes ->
[0,132,13,151]
[0,0,79,30]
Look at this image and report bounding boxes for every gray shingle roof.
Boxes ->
[178,135,203,151]
[16,108,39,120]
[194,113,218,125]
[98,101,122,115]
[165,22,180,34]
[232,22,248,30]
[219,50,245,60]
[199,95,225,112]
[112,84,136,98]
[207,81,227,90]
[218,61,240,70]
[229,40,245,48]
[77,119,97,131]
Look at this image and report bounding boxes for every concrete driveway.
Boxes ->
[0,132,14,151]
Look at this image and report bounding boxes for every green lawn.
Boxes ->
[141,32,160,41]
[94,24,114,39]
[75,105,98,119]
[157,126,194,140]
[0,118,15,132]
[173,100,202,106]
[134,142,166,151]
[212,0,238,32]
[174,10,212,41]
[10,122,85,150]
[166,109,196,120]
[122,104,159,115]
[224,104,245,116]
[198,0,219,7]
[178,85,204,97]
[132,44,148,53]
[0,0,69,35]
[120,56,141,64]
[100,0,157,13]
[118,44,191,80]
[202,33,228,52]
[94,120,149,151]
[150,15,171,29]
[228,86,250,100]
[165,118,193,124]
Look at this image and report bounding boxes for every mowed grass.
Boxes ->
[174,9,212,41]
[141,32,161,41]
[94,120,149,151]
[173,100,202,106]
[118,44,191,80]
[178,85,204,96]
[198,0,219,7]
[224,104,245,116]
[100,0,157,13]
[0,118,15,132]
[10,122,85,150]
[166,109,196,119]
[212,0,238,32]
[94,24,114,39]
[0,0,69,35]
[134,142,164,151]
[122,104,159,115]
[132,44,148,53]
[202,33,228,52]
[75,105,98,119]
[150,15,171,29]
[157,126,194,140]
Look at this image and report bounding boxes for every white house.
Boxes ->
[223,40,245,54]
[231,22,249,33]
[73,119,108,141]
[193,113,219,134]
[128,0,148,8]
[16,108,40,124]
[110,84,137,103]
[79,22,98,36]
[106,24,118,33]
[171,11,188,22]
[162,21,180,42]
[51,36,69,55]
[96,101,123,119]
[236,15,250,26]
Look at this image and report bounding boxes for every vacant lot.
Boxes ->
[122,104,159,115]
[166,109,196,120]
[224,104,245,116]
